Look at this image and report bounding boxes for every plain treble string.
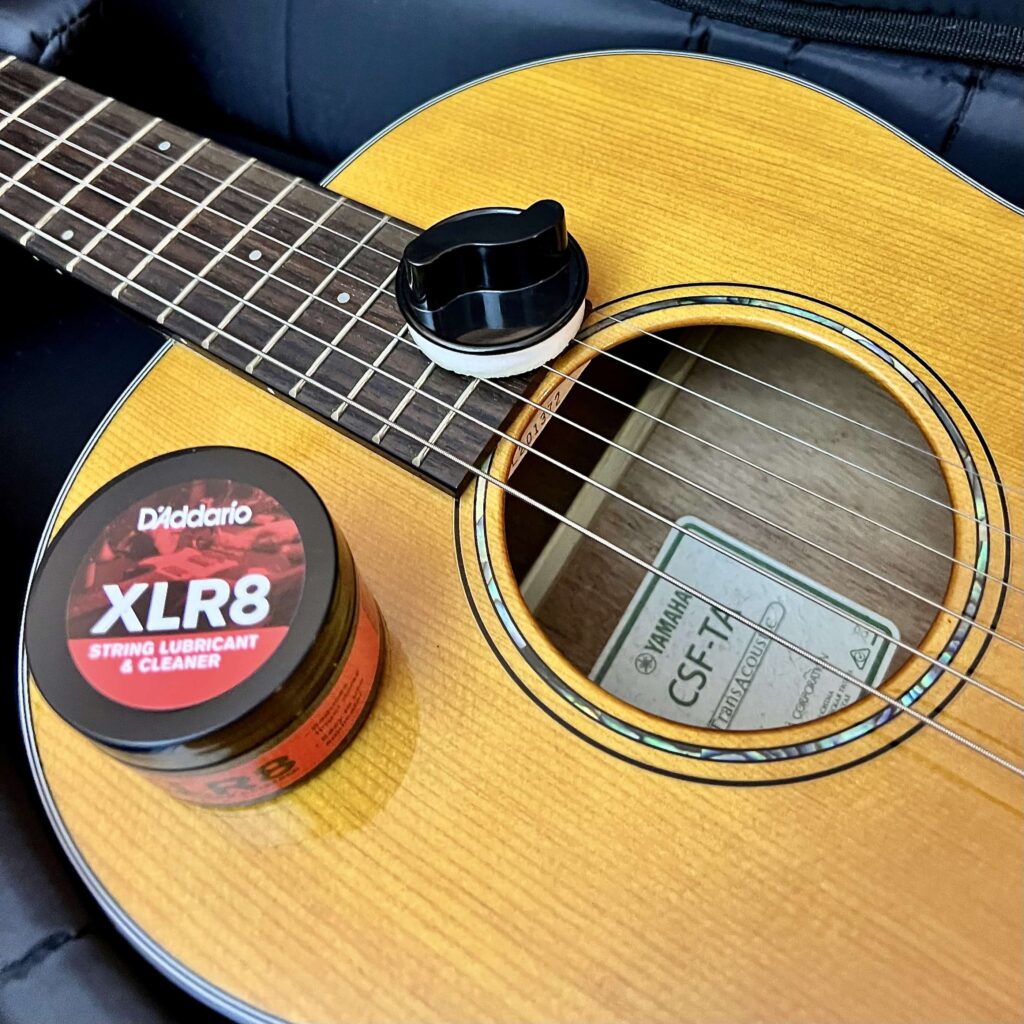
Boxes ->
[0,101,1021,566]
[2,77,1023,501]
[2,196,1021,776]
[1,145,1022,668]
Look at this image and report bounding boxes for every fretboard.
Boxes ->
[0,54,536,492]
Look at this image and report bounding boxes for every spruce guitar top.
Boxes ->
[7,47,1023,1024]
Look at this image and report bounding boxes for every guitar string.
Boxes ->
[0,117,1021,562]
[2,83,1024,667]
[3,201,1020,778]
[37,99,1024,501]
[5,154,1024,652]
[586,308,1017,486]
[9,87,1024,509]
[1,159,1018,601]
[0,77,1006,479]
[577,307,992,471]
[469,355,1024,574]
[3,129,1022,604]
[0,89,415,262]
[3,143,1024,647]
[3,84,1022,500]
[573,334,1006,520]
[2,193,1022,720]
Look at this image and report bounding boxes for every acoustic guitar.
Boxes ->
[7,48,1022,1023]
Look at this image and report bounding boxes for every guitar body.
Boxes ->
[20,53,1023,1023]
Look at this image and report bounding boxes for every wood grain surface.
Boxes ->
[23,53,1023,1023]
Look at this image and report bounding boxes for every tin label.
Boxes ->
[591,517,899,730]
[65,479,306,710]
[145,579,383,806]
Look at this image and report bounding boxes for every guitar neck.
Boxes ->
[0,54,532,492]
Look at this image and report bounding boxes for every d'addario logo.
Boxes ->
[137,501,253,531]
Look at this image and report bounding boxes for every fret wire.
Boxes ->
[207,190,351,354]
[0,74,68,215]
[372,361,436,445]
[294,262,400,400]
[413,378,481,468]
[1,134,1018,575]
[0,97,403,287]
[20,114,161,243]
[0,95,112,201]
[0,55,15,71]
[65,135,209,272]
[0,133,403,414]
[0,72,65,136]
[102,106,418,238]
[389,291,1024,529]
[7,201,1022,746]
[156,176,301,331]
[0,117,407,386]
[0,78,413,262]
[59,71,415,243]
[331,325,409,421]
[191,174,305,343]
[112,156,257,297]
[0,117,395,308]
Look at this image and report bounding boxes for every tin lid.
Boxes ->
[25,448,341,751]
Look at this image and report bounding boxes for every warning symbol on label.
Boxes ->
[850,647,871,670]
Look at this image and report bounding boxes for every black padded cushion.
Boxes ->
[0,0,97,66]
[74,0,1024,207]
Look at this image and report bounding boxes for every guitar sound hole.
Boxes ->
[503,326,955,732]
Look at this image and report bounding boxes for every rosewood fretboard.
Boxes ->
[0,55,536,492]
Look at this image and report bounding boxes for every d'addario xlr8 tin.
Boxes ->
[25,447,385,807]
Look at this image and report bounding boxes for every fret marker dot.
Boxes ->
[60,229,74,241]
[337,292,350,304]
[248,249,262,261]
[157,140,171,152]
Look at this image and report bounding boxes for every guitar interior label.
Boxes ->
[65,478,306,711]
[508,365,584,476]
[591,517,899,730]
